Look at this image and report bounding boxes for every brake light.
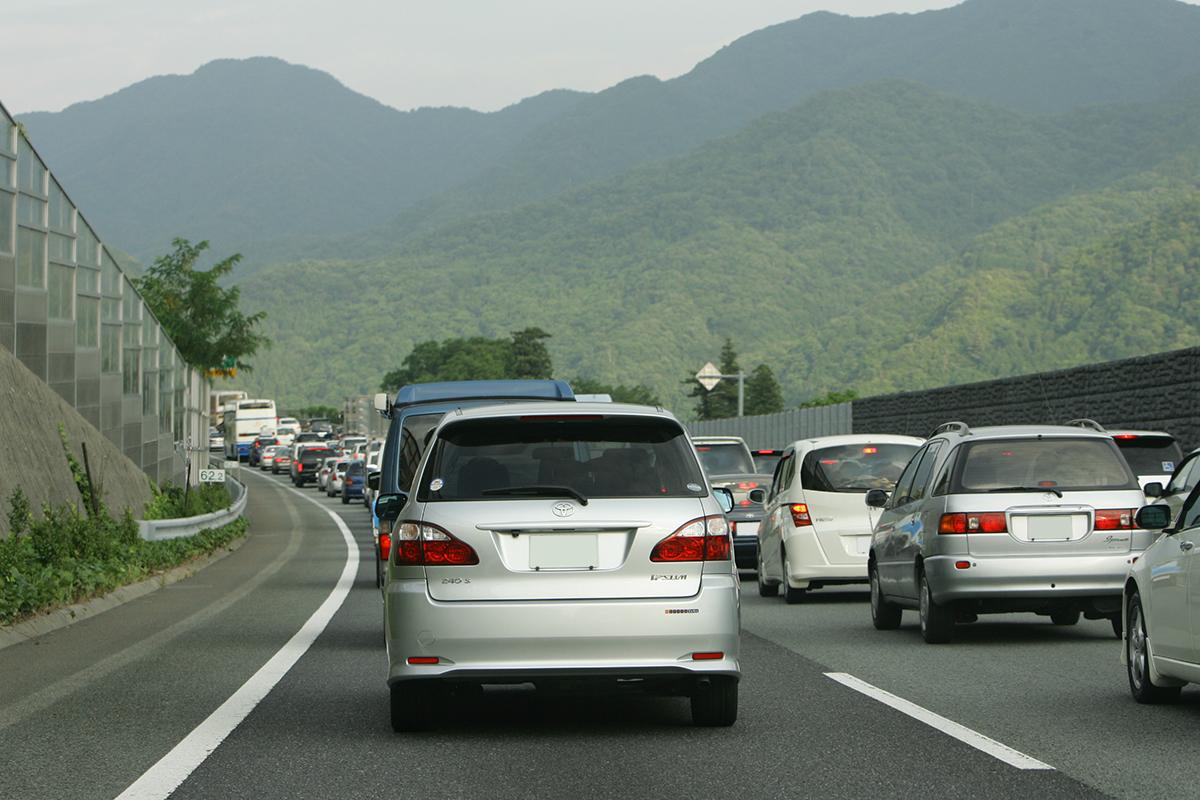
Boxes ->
[297,464,303,472]
[738,499,752,507]
[378,532,392,560]
[1095,509,1135,531]
[790,503,812,527]
[1113,434,1138,440]
[755,450,775,455]
[737,481,759,490]
[939,513,1007,534]
[863,447,878,454]
[650,516,730,562]
[393,521,478,566]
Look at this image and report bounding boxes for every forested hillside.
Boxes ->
[236,83,1200,410]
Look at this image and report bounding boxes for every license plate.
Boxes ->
[1027,515,1073,541]
[735,522,759,538]
[854,536,871,556]
[529,534,599,570]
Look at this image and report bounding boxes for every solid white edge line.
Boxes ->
[824,672,1054,771]
[115,481,360,800]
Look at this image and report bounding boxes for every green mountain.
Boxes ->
[234,82,1200,411]
[17,57,585,262]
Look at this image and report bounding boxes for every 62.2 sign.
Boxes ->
[198,468,226,484]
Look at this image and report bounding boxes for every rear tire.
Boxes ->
[691,677,738,727]
[390,681,435,732]
[341,493,349,505]
[1127,592,1181,704]
[919,572,955,644]
[782,547,806,604]
[870,562,902,630]
[756,547,778,597]
[1051,608,1081,626]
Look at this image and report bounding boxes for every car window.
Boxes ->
[932,447,959,497]
[1178,485,1200,530]
[888,447,927,509]
[906,442,944,504]
[798,443,919,493]
[955,437,1137,492]
[1165,454,1199,495]
[398,414,441,493]
[694,443,755,475]
[1114,436,1183,476]
[769,452,792,501]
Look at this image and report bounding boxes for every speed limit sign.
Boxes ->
[199,468,226,484]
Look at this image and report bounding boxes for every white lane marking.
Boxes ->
[824,672,1054,771]
[115,484,360,800]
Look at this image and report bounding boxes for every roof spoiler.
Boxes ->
[929,421,971,438]
[1065,418,1107,433]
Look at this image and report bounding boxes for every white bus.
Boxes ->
[223,399,278,460]
[210,389,248,418]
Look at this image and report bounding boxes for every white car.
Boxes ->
[317,457,339,491]
[756,434,923,602]
[1123,488,1200,702]
[326,460,350,497]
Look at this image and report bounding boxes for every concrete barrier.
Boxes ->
[137,474,246,542]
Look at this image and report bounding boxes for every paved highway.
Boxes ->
[1,469,1193,800]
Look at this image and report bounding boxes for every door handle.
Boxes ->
[1180,541,1195,552]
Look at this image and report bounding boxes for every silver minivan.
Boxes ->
[868,423,1154,643]
[377,402,741,730]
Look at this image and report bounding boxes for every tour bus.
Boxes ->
[223,399,278,460]
[209,389,248,418]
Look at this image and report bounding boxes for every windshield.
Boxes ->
[419,415,706,501]
[752,451,782,474]
[801,443,919,492]
[694,442,755,476]
[1113,436,1183,475]
[955,438,1137,492]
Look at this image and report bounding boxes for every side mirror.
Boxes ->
[712,487,735,514]
[374,492,408,526]
[865,489,889,509]
[1143,482,1164,498]
[748,489,766,504]
[1135,505,1172,531]
[367,471,381,491]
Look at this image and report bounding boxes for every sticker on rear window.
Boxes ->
[1163,461,1176,473]
[687,483,702,493]
[429,478,445,492]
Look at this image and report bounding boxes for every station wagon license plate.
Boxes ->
[1026,515,1074,541]
[529,534,599,570]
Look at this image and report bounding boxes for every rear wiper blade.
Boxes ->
[481,485,589,506]
[986,486,1064,498]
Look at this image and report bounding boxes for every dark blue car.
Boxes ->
[341,461,366,504]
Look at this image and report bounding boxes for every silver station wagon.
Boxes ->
[867,422,1154,643]
[376,402,742,730]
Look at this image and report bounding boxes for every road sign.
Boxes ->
[696,361,722,392]
[223,461,240,470]
[199,468,226,484]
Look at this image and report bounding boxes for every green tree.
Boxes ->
[571,377,662,406]
[508,327,553,379]
[289,405,344,424]
[745,364,784,415]
[800,389,858,408]
[134,238,269,373]
[708,338,743,419]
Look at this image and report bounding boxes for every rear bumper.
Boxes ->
[925,553,1137,603]
[782,532,867,586]
[385,574,741,684]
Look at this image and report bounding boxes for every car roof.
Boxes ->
[691,436,747,445]
[442,401,675,423]
[392,380,575,408]
[934,424,1117,441]
[790,434,925,449]
[1106,429,1176,439]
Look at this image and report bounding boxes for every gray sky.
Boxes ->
[8,0,1198,115]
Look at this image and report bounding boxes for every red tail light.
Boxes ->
[297,464,303,472]
[790,503,812,527]
[939,512,1007,534]
[736,481,759,490]
[393,521,478,566]
[650,516,731,562]
[1095,509,1135,530]
[691,651,724,661]
[407,656,439,665]
[378,532,392,561]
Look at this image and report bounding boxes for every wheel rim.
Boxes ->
[1129,603,1147,689]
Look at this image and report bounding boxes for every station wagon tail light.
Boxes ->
[1095,509,1135,530]
[393,521,479,566]
[790,503,812,527]
[651,516,730,562]
[938,512,1007,534]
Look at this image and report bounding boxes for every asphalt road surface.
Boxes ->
[1,468,1195,800]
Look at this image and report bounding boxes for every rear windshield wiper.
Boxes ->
[481,485,590,506]
[985,486,1064,498]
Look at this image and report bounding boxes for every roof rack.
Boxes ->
[930,421,971,438]
[1065,418,1107,433]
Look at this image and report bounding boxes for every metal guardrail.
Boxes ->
[137,472,247,542]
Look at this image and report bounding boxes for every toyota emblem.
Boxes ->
[552,502,576,518]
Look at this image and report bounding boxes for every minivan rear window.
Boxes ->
[800,443,919,493]
[955,438,1137,493]
[1113,436,1183,476]
[694,443,754,476]
[419,416,706,500]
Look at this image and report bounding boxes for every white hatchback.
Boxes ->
[757,434,923,602]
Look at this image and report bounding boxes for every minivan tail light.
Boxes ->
[790,504,812,527]
[650,516,731,562]
[1095,509,1135,530]
[939,513,1007,534]
[394,521,478,566]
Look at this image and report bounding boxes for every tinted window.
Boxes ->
[752,451,783,475]
[346,462,365,475]
[955,438,1137,492]
[302,448,332,460]
[1166,454,1200,495]
[398,414,440,492]
[1114,436,1184,476]
[889,448,926,508]
[906,442,944,504]
[799,443,920,493]
[694,443,755,475]
[421,416,706,501]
